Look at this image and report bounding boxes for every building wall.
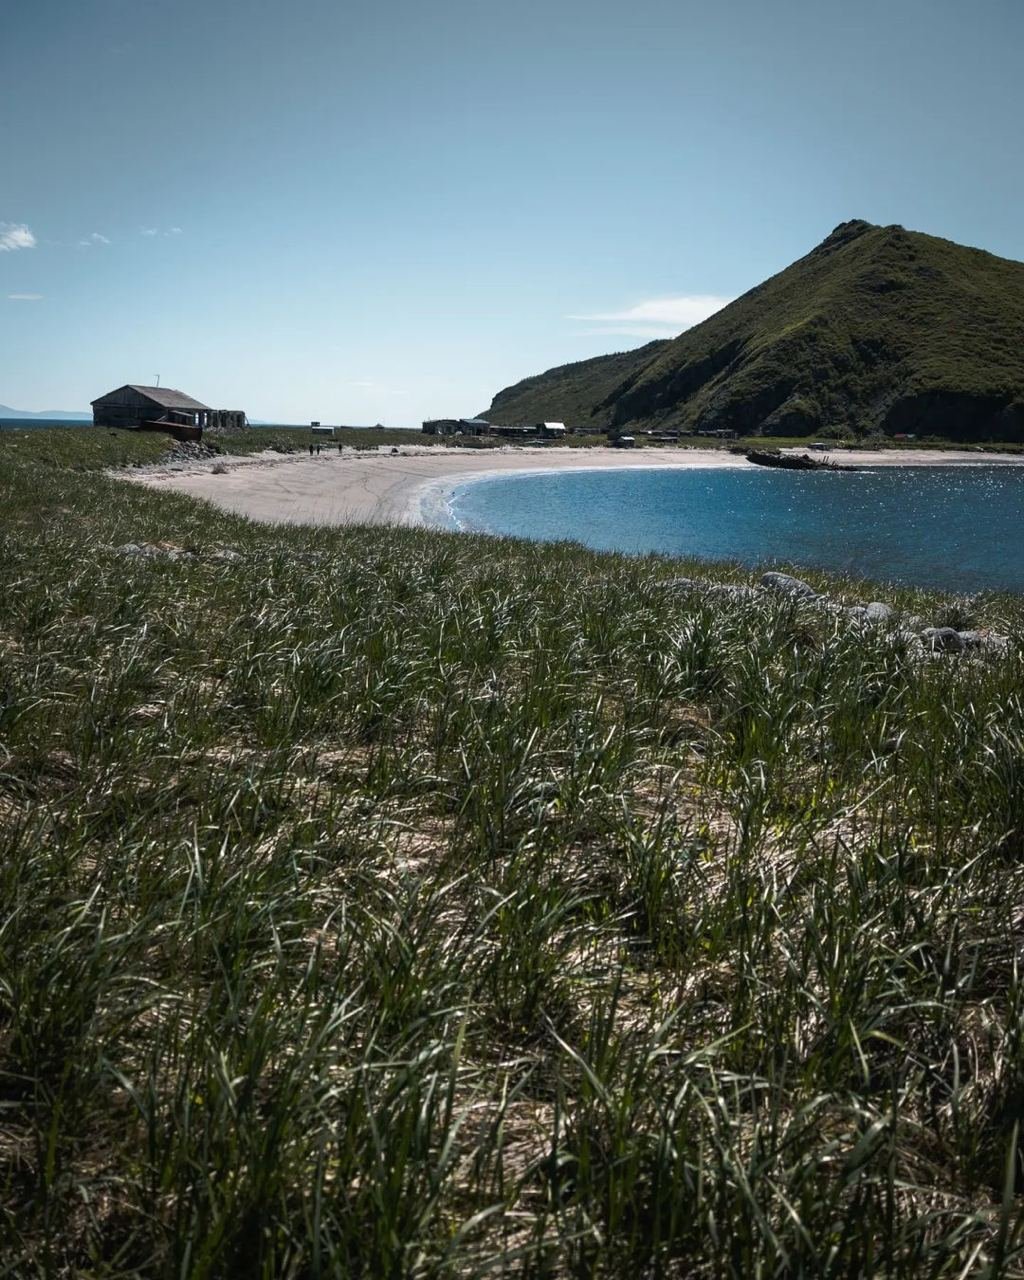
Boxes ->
[207,410,246,431]
[92,388,161,429]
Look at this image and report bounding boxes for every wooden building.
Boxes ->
[421,418,492,437]
[91,385,246,441]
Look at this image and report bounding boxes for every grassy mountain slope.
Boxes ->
[486,341,667,428]
[485,220,1024,440]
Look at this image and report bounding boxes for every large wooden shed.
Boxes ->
[91,384,216,441]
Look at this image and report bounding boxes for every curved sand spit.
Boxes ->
[127,444,1024,529]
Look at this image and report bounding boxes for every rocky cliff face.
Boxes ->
[485,220,1024,441]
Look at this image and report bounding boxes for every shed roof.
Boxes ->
[92,384,212,411]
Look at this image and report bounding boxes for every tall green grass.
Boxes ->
[2,438,1024,1274]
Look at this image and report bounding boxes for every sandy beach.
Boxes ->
[128,444,1024,529]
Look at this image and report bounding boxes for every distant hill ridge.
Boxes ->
[484,220,1024,441]
[0,406,90,421]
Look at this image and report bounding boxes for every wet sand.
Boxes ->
[128,444,1024,529]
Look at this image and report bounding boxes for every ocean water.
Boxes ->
[446,465,1024,592]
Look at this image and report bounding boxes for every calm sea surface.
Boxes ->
[447,465,1024,592]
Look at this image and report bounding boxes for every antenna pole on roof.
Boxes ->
[155,374,161,387]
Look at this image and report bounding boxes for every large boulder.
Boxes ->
[760,572,819,600]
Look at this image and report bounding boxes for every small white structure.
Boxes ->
[541,421,567,439]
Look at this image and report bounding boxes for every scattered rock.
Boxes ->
[116,541,247,566]
[167,441,219,464]
[958,629,1011,655]
[760,572,819,600]
[921,627,966,654]
[654,573,1011,661]
[918,627,1010,657]
[117,541,192,561]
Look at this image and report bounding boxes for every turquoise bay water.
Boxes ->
[447,465,1024,592]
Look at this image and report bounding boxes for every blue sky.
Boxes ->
[2,0,1022,424]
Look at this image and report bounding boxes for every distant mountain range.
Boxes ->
[485,220,1024,442]
[0,406,91,421]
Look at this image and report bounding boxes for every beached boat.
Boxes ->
[746,448,858,472]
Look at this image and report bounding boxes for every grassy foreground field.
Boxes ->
[3,433,1024,1276]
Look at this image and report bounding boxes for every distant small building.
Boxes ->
[91,385,246,441]
[613,435,636,448]
[539,422,567,439]
[488,424,538,440]
[422,418,491,436]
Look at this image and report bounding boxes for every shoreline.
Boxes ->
[125,444,1024,530]
[411,456,757,529]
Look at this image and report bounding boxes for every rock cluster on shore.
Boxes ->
[658,571,1011,656]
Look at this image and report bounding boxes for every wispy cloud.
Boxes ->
[142,226,183,238]
[78,231,110,247]
[7,293,43,301]
[0,223,36,252]
[568,294,733,339]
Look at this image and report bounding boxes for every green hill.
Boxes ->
[485,220,1024,441]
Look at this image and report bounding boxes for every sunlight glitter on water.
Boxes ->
[448,465,1024,592]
